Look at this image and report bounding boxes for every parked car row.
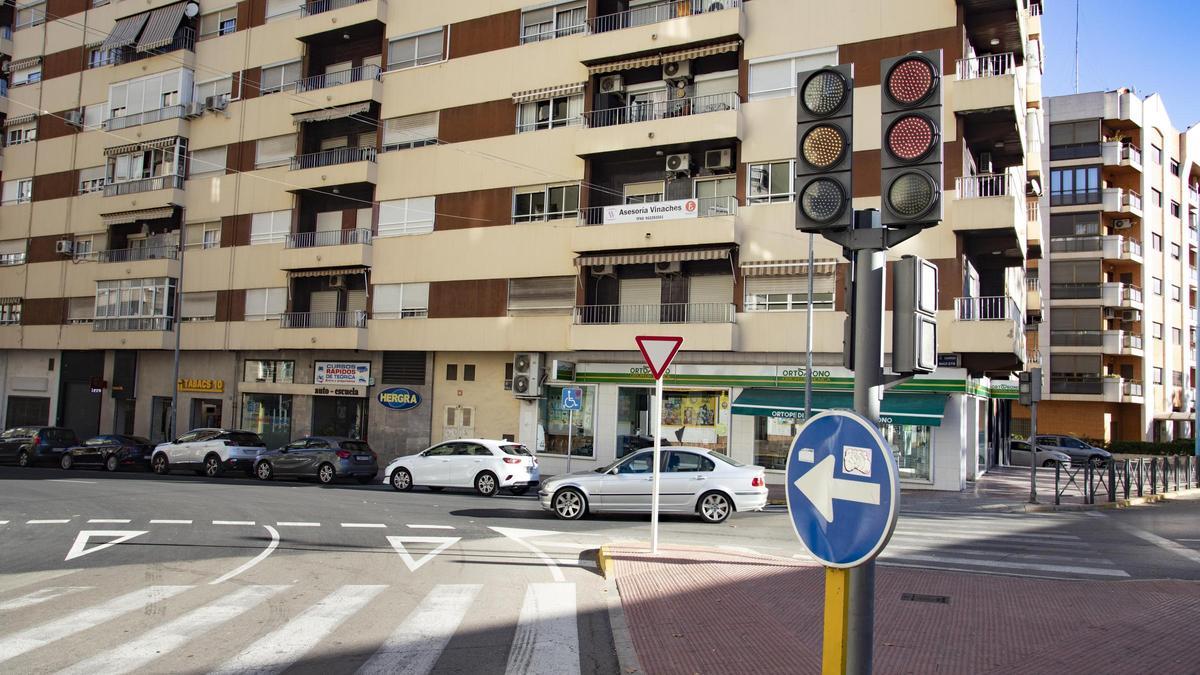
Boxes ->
[1010,435,1113,468]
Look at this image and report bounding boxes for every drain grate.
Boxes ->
[900,593,950,605]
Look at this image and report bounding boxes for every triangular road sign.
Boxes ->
[488,526,562,540]
[64,530,148,561]
[386,536,460,572]
[635,335,684,380]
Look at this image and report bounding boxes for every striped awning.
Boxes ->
[587,54,660,75]
[103,136,183,156]
[135,2,186,52]
[661,40,741,63]
[100,12,150,52]
[293,101,371,124]
[574,246,732,267]
[288,266,368,278]
[3,113,38,127]
[4,56,42,72]
[741,258,839,276]
[512,82,586,104]
[0,297,22,305]
[102,206,176,226]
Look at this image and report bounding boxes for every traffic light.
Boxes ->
[892,255,938,374]
[795,64,853,232]
[880,50,943,228]
[1018,369,1042,406]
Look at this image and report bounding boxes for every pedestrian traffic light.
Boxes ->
[880,50,943,228]
[892,255,938,374]
[1018,369,1042,406]
[795,64,853,233]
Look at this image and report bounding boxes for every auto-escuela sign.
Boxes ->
[603,198,698,224]
[378,387,422,410]
[315,361,370,386]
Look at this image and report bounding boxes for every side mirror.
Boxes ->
[280,447,289,453]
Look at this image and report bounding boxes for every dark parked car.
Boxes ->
[1033,435,1113,467]
[0,427,79,467]
[254,436,379,485]
[62,435,155,472]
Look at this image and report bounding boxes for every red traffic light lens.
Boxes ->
[886,56,936,106]
[887,171,937,219]
[800,124,847,170]
[800,178,847,224]
[801,70,848,117]
[885,113,937,162]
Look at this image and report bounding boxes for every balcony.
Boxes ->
[1102,141,1142,172]
[1101,187,1143,218]
[285,228,371,248]
[281,310,367,328]
[570,302,735,351]
[103,175,185,197]
[301,0,370,17]
[1049,282,1142,309]
[1049,330,1142,356]
[275,311,368,349]
[1049,376,1143,403]
[286,147,377,189]
[953,53,1022,115]
[290,146,376,171]
[577,93,741,156]
[104,104,186,132]
[295,0,386,39]
[295,65,381,94]
[279,229,373,270]
[95,244,179,263]
[93,317,173,332]
[954,296,1021,321]
[575,302,733,325]
[113,27,195,66]
[1047,235,1142,263]
[574,196,738,250]
[579,0,744,63]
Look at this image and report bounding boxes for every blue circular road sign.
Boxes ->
[785,409,899,568]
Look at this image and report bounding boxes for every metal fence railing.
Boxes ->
[301,0,369,17]
[956,52,1015,80]
[289,146,376,170]
[295,64,381,92]
[954,296,1019,321]
[577,195,739,225]
[103,104,186,131]
[103,175,185,196]
[96,245,179,263]
[586,0,740,34]
[574,302,734,325]
[93,316,173,331]
[285,228,372,249]
[955,172,1017,199]
[279,310,367,329]
[114,27,195,65]
[1054,456,1198,506]
[583,92,740,128]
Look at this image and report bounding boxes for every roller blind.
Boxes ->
[619,278,660,306]
[688,275,734,304]
[746,274,836,295]
[189,146,226,178]
[383,112,438,148]
[181,291,217,319]
[507,276,575,315]
[255,134,295,168]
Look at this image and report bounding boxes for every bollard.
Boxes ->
[1175,456,1182,492]
[1054,461,1061,506]
[1107,461,1116,502]
[1162,457,1169,493]
[1122,459,1131,500]
[1151,459,1157,495]
[1086,463,1095,505]
[1136,458,1144,497]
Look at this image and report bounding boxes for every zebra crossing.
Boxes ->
[0,581,587,675]
[877,513,1131,579]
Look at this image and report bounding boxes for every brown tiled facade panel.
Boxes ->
[37,111,79,141]
[243,0,265,29]
[226,141,257,174]
[216,289,245,322]
[238,67,261,100]
[31,170,77,202]
[434,188,511,231]
[27,235,69,263]
[428,279,508,318]
[439,100,517,143]
[837,27,964,89]
[852,139,962,198]
[221,214,252,247]
[42,46,84,81]
[448,10,521,59]
[21,298,67,326]
[46,0,87,20]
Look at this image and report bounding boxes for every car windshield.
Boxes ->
[500,444,533,456]
[124,436,151,445]
[0,427,33,439]
[709,451,744,467]
[339,441,371,453]
[44,429,77,443]
[218,432,266,447]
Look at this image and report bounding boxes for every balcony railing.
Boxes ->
[289,146,376,170]
[578,195,739,225]
[295,64,381,93]
[586,0,741,34]
[1026,276,1039,291]
[956,52,1015,80]
[955,172,1018,199]
[93,316,173,331]
[954,296,1020,321]
[104,104,185,131]
[582,92,740,128]
[1122,189,1143,212]
[280,310,367,329]
[0,252,26,266]
[285,228,372,249]
[574,302,734,325]
[1122,284,1142,304]
[1118,142,1142,165]
[103,175,184,196]
[1050,376,1102,395]
[95,245,179,263]
[1050,330,1102,347]
[113,27,195,65]
[1123,380,1144,397]
[300,0,369,17]
[1122,334,1144,350]
[1123,238,1143,257]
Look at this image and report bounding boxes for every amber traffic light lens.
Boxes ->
[886,114,936,162]
[887,171,936,219]
[800,178,846,223]
[886,56,935,106]
[801,124,847,170]
[801,70,847,117]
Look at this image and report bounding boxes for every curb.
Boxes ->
[597,543,614,579]
[597,545,643,674]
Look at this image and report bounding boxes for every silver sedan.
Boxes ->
[539,447,768,523]
[1009,440,1071,467]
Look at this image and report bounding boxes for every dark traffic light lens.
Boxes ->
[886,114,936,162]
[886,56,935,106]
[800,178,846,223]
[887,171,936,219]
[801,70,847,117]
[801,124,847,170]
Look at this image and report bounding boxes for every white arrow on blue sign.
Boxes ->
[561,387,583,411]
[786,409,899,568]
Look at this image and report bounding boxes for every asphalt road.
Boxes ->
[1,466,1198,673]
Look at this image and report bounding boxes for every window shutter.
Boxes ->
[402,283,428,313]
[689,275,733,304]
[265,288,286,316]
[78,166,107,183]
[382,351,426,384]
[68,297,93,321]
[372,284,402,315]
[383,112,438,146]
[619,278,660,306]
[508,276,575,315]
[0,240,25,255]
[748,60,791,99]
[189,146,226,177]
[181,291,217,319]
[256,134,295,167]
[265,0,298,19]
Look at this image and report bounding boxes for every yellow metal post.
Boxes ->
[823,567,850,675]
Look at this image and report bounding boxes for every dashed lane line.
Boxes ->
[341,522,387,528]
[407,524,455,530]
[276,522,321,527]
[27,519,71,524]
[149,519,192,524]
[47,479,96,484]
[87,519,131,524]
[212,520,256,526]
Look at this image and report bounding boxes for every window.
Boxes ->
[1048,120,1100,159]
[106,140,187,189]
[382,112,438,151]
[1150,145,1163,165]
[745,274,835,311]
[1153,277,1163,295]
[1172,285,1181,301]
[1152,233,1163,251]
[623,181,664,204]
[1153,367,1163,385]
[1049,166,1101,206]
[195,77,232,106]
[199,8,237,39]
[1048,212,1099,237]
[1048,260,1101,298]
[243,359,295,383]
[6,122,36,146]
[189,146,227,179]
[1171,159,1181,177]
[2,179,33,205]
[1153,322,1163,339]
[107,69,191,121]
[665,451,715,473]
[186,221,222,249]
[372,283,429,318]
[463,364,476,382]
[0,240,26,266]
[250,210,292,245]
[0,299,20,325]
[513,184,579,222]
[93,277,176,330]
[517,95,583,132]
[388,29,444,71]
[11,64,42,86]
[377,197,434,236]
[507,276,575,316]
[1171,201,1182,218]
[260,61,301,94]
[245,288,286,320]
[78,166,108,194]
[1173,371,1184,386]
[15,1,46,29]
[446,364,457,381]
[87,47,118,69]
[181,291,217,321]
[265,0,301,21]
[1152,188,1163,207]
[1173,327,1182,344]
[67,297,94,323]
[72,237,93,258]
[520,2,586,43]
[1171,243,1181,260]
[748,48,837,101]
[82,104,105,131]
[748,160,794,203]
[255,134,295,168]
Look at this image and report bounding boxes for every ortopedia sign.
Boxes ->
[378,387,422,410]
[314,361,370,386]
[603,199,698,224]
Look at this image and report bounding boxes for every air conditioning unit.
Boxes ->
[670,81,692,99]
[655,261,681,275]
[1123,309,1141,322]
[64,110,83,127]
[204,95,228,111]
[328,275,347,289]
[590,264,615,277]
[662,60,691,80]
[55,240,74,255]
[1112,218,1133,230]
[184,101,205,118]
[665,153,691,175]
[704,148,733,171]
[599,74,625,95]
[512,352,543,399]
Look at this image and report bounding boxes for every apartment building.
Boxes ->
[0,0,1042,490]
[1020,90,1200,443]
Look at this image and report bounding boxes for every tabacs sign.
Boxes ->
[378,387,422,411]
[315,361,370,386]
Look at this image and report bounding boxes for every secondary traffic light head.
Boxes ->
[795,64,853,232]
[892,255,938,375]
[880,51,943,229]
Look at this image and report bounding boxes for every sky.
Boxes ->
[1042,0,1200,130]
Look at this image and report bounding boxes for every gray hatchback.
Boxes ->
[253,436,379,485]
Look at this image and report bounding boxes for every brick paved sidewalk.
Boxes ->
[605,544,1200,674]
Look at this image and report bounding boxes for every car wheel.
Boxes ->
[1088,455,1106,468]
[152,454,170,475]
[203,454,223,478]
[355,475,373,485]
[507,486,530,496]
[60,454,73,470]
[105,455,120,472]
[16,450,30,467]
[553,488,587,520]
[698,491,733,524]
[1042,459,1058,468]
[317,463,335,485]
[475,472,498,497]
[255,461,273,481]
[391,468,413,492]
[427,486,444,492]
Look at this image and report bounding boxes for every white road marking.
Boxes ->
[489,527,566,583]
[1176,538,1200,542]
[213,585,387,675]
[149,519,192,524]
[58,585,288,675]
[885,542,1116,565]
[386,536,461,572]
[26,519,70,524]
[341,523,387,528]
[0,586,91,612]
[357,584,480,675]
[0,520,8,525]
[87,519,131,524]
[892,527,1086,544]
[0,569,83,594]
[718,545,760,554]
[406,524,455,530]
[65,530,149,561]
[276,522,320,527]
[1097,515,1200,566]
[210,525,280,586]
[877,551,1131,577]
[213,520,256,526]
[505,583,580,675]
[0,585,192,665]
[48,479,96,484]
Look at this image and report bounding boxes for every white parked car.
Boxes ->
[383,439,540,497]
[1009,439,1071,467]
[150,428,267,477]
[539,447,768,524]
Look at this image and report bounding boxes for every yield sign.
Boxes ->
[65,530,148,561]
[387,536,460,572]
[635,335,683,380]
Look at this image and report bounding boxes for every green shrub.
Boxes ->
[1104,440,1195,457]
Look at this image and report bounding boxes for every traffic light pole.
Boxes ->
[1029,399,1038,503]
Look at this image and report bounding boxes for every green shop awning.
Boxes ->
[731,389,947,427]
